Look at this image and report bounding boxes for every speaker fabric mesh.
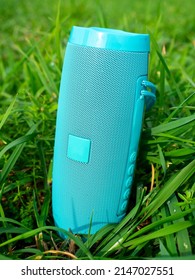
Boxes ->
[52,43,148,234]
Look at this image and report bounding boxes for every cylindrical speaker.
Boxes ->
[52,26,156,237]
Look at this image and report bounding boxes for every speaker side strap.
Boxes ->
[141,80,156,111]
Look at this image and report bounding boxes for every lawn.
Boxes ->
[0,0,195,260]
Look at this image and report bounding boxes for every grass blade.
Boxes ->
[158,204,178,256]
[0,133,36,159]
[0,217,30,229]
[124,220,195,250]
[167,194,192,256]
[151,114,195,135]
[165,148,195,158]
[141,159,195,220]
[150,32,190,111]
[0,226,93,260]
[107,207,195,255]
[0,254,13,260]
[0,94,17,130]
[158,144,166,176]
[0,123,38,189]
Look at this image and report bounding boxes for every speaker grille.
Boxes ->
[53,43,148,234]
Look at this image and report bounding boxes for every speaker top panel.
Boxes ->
[69,26,150,52]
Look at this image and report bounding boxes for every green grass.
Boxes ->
[0,0,195,260]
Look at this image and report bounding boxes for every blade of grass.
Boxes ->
[159,46,166,114]
[141,159,195,220]
[0,123,38,191]
[151,114,195,135]
[4,42,37,83]
[0,226,93,260]
[164,92,195,123]
[130,241,150,257]
[167,194,192,256]
[158,144,166,176]
[158,204,178,256]
[0,203,11,246]
[0,227,28,234]
[47,159,53,185]
[165,148,195,158]
[33,187,50,228]
[149,32,190,113]
[0,254,13,260]
[11,248,42,259]
[124,220,195,250]
[104,164,194,253]
[103,207,194,256]
[158,239,172,257]
[32,142,51,227]
[13,43,57,95]
[126,208,195,241]
[0,123,39,213]
[0,133,36,159]
[190,183,195,219]
[33,190,40,228]
[0,94,17,130]
[94,0,108,27]
[53,0,62,70]
[77,224,114,257]
[37,141,49,189]
[34,44,58,93]
[154,133,195,145]
[0,217,30,229]
[39,190,50,227]
[167,120,195,138]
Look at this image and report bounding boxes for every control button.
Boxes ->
[129,152,137,163]
[121,200,128,212]
[125,176,133,188]
[123,188,130,200]
[67,134,91,163]
[127,164,134,176]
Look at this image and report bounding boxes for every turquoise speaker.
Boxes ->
[52,26,156,237]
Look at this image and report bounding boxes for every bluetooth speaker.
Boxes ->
[52,26,156,237]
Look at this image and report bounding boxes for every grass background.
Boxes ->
[0,0,195,260]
